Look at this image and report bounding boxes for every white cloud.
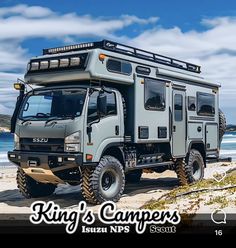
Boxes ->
[0,6,157,40]
[0,4,236,123]
[0,4,53,18]
[121,15,159,25]
[126,17,236,122]
[0,72,23,115]
[0,43,27,71]
[0,4,158,115]
[0,72,23,85]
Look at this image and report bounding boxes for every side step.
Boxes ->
[128,161,174,171]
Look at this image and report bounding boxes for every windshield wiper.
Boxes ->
[21,115,39,124]
[45,115,76,125]
[21,113,50,124]
[45,116,64,125]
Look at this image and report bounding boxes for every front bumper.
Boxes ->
[8,150,83,184]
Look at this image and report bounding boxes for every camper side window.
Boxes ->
[107,59,132,75]
[197,92,215,116]
[144,79,166,111]
[174,94,183,121]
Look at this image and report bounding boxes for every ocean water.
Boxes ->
[0,132,14,163]
[0,131,236,164]
[219,131,236,160]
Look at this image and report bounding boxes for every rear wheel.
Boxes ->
[17,168,56,198]
[126,170,142,183]
[80,156,125,204]
[175,149,204,185]
[219,109,226,145]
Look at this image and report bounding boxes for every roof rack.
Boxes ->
[43,40,201,74]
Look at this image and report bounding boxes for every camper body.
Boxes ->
[8,40,223,204]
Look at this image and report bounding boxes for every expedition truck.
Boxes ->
[8,40,226,204]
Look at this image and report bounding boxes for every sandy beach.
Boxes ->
[0,161,236,217]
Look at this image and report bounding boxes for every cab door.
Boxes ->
[172,89,186,157]
[83,90,123,162]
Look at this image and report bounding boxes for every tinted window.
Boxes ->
[144,79,166,110]
[23,95,52,117]
[21,89,86,120]
[87,91,117,123]
[136,66,151,75]
[197,92,215,116]
[107,92,117,115]
[87,91,99,123]
[174,94,183,121]
[107,60,121,72]
[188,96,196,111]
[122,62,132,74]
[107,59,132,75]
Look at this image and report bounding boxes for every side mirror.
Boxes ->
[97,93,107,116]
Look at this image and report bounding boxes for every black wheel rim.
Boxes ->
[100,169,120,198]
[102,171,115,191]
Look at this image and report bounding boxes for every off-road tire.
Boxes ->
[17,168,56,198]
[125,170,142,183]
[175,149,204,186]
[219,109,226,145]
[80,156,125,205]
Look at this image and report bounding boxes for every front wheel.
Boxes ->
[80,156,125,204]
[175,149,204,186]
[17,168,56,198]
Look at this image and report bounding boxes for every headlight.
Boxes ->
[65,131,81,152]
[65,144,81,152]
[14,134,20,150]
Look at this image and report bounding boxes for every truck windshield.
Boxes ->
[20,89,87,120]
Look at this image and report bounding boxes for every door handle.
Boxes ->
[197,126,202,132]
[173,125,176,132]
[115,125,119,135]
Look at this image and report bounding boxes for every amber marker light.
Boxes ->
[14,83,25,91]
[99,53,107,61]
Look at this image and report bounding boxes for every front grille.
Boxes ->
[20,138,64,152]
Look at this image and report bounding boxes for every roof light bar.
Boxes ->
[59,58,69,67]
[30,62,39,71]
[70,57,81,66]
[28,56,82,72]
[43,42,94,55]
[50,59,59,68]
[40,61,49,70]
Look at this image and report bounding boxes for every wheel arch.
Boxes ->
[188,141,206,166]
[101,143,125,167]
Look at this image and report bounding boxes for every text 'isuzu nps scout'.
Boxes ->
[8,40,226,204]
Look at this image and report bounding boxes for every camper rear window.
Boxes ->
[144,79,166,111]
[197,92,215,116]
[107,59,132,75]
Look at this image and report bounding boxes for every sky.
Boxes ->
[1,0,236,123]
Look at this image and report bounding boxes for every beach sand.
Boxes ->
[0,161,236,217]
